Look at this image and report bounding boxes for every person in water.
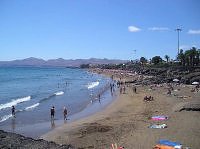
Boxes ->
[51,106,55,119]
[63,107,68,120]
[98,94,101,103]
[11,106,15,117]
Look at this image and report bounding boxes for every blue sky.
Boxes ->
[0,0,200,61]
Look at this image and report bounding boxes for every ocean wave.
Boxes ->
[54,91,64,96]
[0,114,13,123]
[25,103,40,111]
[38,91,64,104]
[87,81,99,89]
[0,96,31,111]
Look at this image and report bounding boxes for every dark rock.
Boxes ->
[130,66,200,85]
[0,130,74,149]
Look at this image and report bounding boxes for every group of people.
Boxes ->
[191,85,199,92]
[144,96,154,101]
[11,105,68,121]
[50,106,68,121]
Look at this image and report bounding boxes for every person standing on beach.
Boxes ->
[123,86,126,94]
[120,87,123,94]
[11,106,15,117]
[63,107,68,120]
[51,106,55,119]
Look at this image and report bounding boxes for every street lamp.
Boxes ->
[175,28,182,56]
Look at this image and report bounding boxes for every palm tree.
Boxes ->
[140,57,147,65]
[195,49,200,65]
[184,47,199,66]
[164,55,170,63]
[152,56,162,65]
[177,49,185,66]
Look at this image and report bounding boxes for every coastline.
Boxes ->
[41,69,200,149]
[0,67,115,138]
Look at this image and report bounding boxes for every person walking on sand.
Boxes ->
[134,86,137,93]
[51,106,55,119]
[63,107,68,120]
[11,106,15,117]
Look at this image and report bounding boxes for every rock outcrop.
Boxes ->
[0,130,73,149]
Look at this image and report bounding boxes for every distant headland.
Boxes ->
[0,57,128,68]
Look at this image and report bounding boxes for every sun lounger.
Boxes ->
[149,124,167,129]
[158,139,182,149]
[151,116,168,121]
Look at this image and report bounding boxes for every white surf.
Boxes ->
[25,103,40,111]
[0,96,31,111]
[0,114,13,123]
[87,81,99,89]
[54,91,64,96]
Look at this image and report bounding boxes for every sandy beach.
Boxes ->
[41,70,200,149]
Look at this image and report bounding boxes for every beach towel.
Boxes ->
[158,140,182,148]
[151,116,168,121]
[149,124,167,129]
[111,143,124,149]
[154,144,175,149]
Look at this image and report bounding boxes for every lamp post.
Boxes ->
[131,49,136,63]
[175,28,182,56]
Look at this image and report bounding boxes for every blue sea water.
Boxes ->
[0,67,114,137]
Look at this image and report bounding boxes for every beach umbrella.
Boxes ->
[192,81,199,85]
[173,79,179,82]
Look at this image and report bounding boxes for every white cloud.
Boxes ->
[180,45,198,50]
[128,26,141,32]
[180,45,190,50]
[188,29,200,34]
[148,27,170,31]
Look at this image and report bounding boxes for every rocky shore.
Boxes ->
[0,130,74,149]
[138,66,200,84]
[91,66,200,85]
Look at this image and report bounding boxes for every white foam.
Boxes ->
[0,114,13,123]
[25,103,39,111]
[54,91,64,96]
[87,81,99,89]
[0,96,31,110]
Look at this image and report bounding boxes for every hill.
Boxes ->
[0,57,128,67]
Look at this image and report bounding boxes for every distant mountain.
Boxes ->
[0,57,128,67]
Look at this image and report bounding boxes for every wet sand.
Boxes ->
[41,70,200,149]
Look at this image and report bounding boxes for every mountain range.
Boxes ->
[0,57,128,67]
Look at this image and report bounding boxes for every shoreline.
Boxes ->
[0,69,116,139]
[42,69,200,149]
[0,88,116,139]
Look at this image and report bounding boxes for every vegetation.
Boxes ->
[84,46,200,70]
[178,47,200,66]
[151,56,163,65]
[140,57,148,65]
[164,55,170,63]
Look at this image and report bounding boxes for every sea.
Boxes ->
[0,67,115,138]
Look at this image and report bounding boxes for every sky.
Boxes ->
[0,0,200,61]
